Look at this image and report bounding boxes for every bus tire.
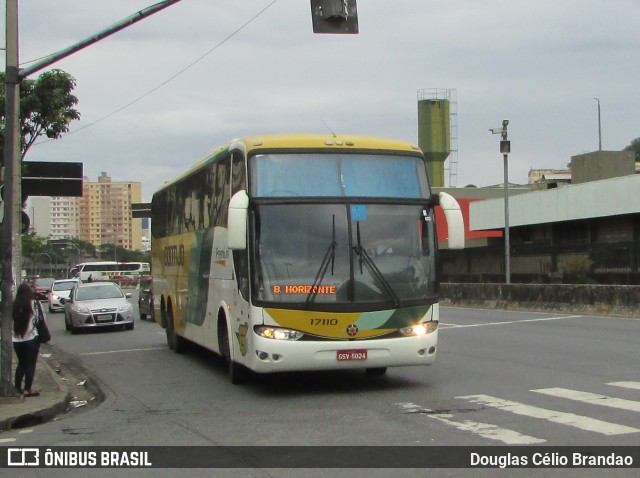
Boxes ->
[365,367,387,376]
[230,362,248,385]
[160,302,168,329]
[166,310,186,353]
[218,319,248,385]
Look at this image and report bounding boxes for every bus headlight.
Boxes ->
[400,320,438,337]
[255,326,304,341]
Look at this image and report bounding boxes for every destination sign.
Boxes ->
[272,285,336,295]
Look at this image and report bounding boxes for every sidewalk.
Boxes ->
[0,346,74,432]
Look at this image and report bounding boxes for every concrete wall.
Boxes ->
[571,150,635,184]
[440,283,640,318]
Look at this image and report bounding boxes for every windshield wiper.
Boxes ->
[353,222,400,307]
[305,215,338,307]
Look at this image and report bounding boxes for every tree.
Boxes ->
[624,137,640,162]
[0,69,80,164]
[21,231,49,258]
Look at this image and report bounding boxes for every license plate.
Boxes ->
[95,314,113,322]
[337,349,368,361]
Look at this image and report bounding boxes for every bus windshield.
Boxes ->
[250,153,429,198]
[251,202,436,308]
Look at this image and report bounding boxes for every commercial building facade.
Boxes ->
[437,150,640,285]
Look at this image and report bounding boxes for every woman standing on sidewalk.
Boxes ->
[12,283,41,397]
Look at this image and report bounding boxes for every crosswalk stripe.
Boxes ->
[608,381,640,391]
[457,394,639,436]
[395,402,545,445]
[532,387,640,412]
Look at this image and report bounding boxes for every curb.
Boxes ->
[0,359,71,431]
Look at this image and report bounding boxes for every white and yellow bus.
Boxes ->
[70,261,150,282]
[150,133,464,383]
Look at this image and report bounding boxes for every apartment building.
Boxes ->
[28,172,143,251]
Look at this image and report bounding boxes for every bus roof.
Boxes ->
[156,133,423,194]
[235,133,422,154]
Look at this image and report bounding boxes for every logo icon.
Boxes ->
[8,448,39,467]
[346,324,359,337]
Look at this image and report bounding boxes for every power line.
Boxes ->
[34,0,280,145]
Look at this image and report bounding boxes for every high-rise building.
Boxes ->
[28,172,143,251]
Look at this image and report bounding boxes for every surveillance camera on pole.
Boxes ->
[490,119,511,284]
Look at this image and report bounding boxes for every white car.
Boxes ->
[47,279,81,313]
[62,282,134,333]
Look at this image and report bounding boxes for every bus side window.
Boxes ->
[421,215,432,256]
[215,156,231,227]
[231,152,246,196]
[233,250,249,300]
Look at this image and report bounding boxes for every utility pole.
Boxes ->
[1,0,182,397]
[593,98,602,151]
[1,0,23,398]
[490,120,511,284]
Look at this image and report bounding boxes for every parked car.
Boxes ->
[47,278,81,313]
[138,275,154,321]
[62,282,134,333]
[33,277,56,301]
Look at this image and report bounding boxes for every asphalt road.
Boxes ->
[2,294,639,477]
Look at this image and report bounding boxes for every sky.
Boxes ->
[4,0,639,201]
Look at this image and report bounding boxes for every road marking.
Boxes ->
[0,438,16,443]
[78,346,165,356]
[441,315,582,329]
[608,381,640,390]
[458,394,639,435]
[532,387,640,412]
[395,402,545,445]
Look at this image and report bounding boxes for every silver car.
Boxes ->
[63,282,134,333]
[47,279,81,313]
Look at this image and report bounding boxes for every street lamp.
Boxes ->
[593,98,602,151]
[490,120,511,284]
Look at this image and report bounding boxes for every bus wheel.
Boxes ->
[218,321,248,385]
[365,367,387,376]
[166,311,186,353]
[229,359,249,385]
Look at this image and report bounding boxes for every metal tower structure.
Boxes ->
[417,88,458,187]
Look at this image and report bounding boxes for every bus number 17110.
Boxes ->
[310,318,338,326]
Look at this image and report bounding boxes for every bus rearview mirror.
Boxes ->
[228,190,249,250]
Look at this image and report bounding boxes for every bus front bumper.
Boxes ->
[246,331,438,374]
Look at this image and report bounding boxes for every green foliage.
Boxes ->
[623,137,640,161]
[22,232,49,257]
[0,69,80,163]
[68,237,97,257]
[561,255,595,284]
[99,243,150,263]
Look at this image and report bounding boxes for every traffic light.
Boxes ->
[310,0,359,34]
